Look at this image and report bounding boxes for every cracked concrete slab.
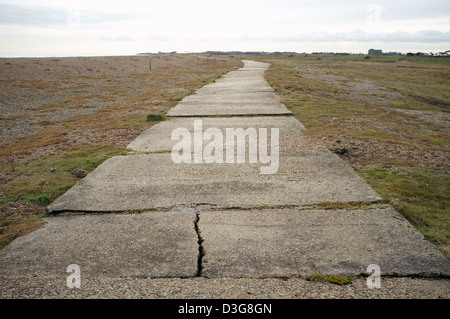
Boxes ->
[127,116,304,152]
[0,211,198,278]
[47,151,381,213]
[199,207,450,278]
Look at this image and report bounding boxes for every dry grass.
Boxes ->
[252,54,449,257]
[0,54,242,249]
[1,54,242,164]
[0,201,47,250]
[254,55,449,170]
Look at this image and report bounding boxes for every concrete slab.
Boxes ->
[127,116,305,152]
[207,78,270,85]
[236,60,269,67]
[179,91,281,104]
[0,211,198,278]
[196,86,275,93]
[47,151,381,213]
[167,102,291,117]
[199,207,450,278]
[193,82,273,91]
[221,72,268,78]
[241,60,271,69]
[167,59,286,117]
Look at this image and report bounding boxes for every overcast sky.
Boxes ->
[1,0,449,57]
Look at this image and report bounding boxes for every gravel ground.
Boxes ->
[0,54,237,142]
[389,108,450,130]
[0,276,448,299]
[294,66,403,106]
[1,56,151,140]
[284,66,450,172]
[0,54,242,168]
[318,135,450,172]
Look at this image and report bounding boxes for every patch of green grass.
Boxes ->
[26,193,52,206]
[304,272,352,285]
[279,275,291,281]
[146,114,167,122]
[304,272,323,282]
[1,144,128,205]
[358,166,449,249]
[327,275,353,285]
[399,56,450,66]
[348,129,400,142]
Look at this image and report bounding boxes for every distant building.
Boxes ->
[368,49,382,57]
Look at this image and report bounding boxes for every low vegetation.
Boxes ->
[0,54,242,249]
[146,114,168,122]
[253,54,449,258]
[304,272,353,285]
[1,144,128,205]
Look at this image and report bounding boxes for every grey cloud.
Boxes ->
[381,1,450,20]
[0,4,66,27]
[0,3,146,28]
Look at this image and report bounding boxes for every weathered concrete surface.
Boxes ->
[127,116,304,152]
[1,207,448,280]
[167,60,291,116]
[200,207,450,278]
[179,91,281,104]
[0,212,198,278]
[47,151,381,213]
[4,59,447,287]
[167,101,291,117]
[1,276,449,299]
[240,60,271,68]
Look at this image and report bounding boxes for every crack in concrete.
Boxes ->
[194,211,205,277]
[169,113,293,118]
[47,201,389,216]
